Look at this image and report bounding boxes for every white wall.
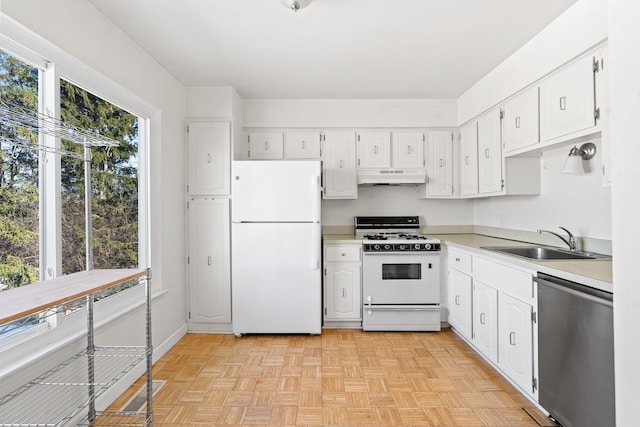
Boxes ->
[608,0,640,423]
[458,0,607,125]
[243,99,457,128]
[322,185,474,227]
[474,140,611,239]
[1,0,187,374]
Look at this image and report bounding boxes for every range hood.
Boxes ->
[357,168,426,185]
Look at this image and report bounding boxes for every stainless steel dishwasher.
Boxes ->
[534,273,615,427]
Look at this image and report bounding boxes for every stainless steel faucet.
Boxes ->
[537,227,577,251]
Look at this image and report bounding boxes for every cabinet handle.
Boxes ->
[439,159,444,168]
[339,159,344,169]
[515,116,521,129]
[509,331,516,345]
[302,140,307,149]
[342,288,346,297]
[455,295,460,305]
[559,96,567,111]
[207,153,212,163]
[374,145,378,154]
[484,148,490,158]
[455,257,461,262]
[464,155,470,165]
[207,256,212,266]
[264,141,269,151]
[341,253,347,256]
[480,313,486,325]
[408,146,412,155]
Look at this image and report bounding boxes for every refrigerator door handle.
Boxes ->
[311,175,320,270]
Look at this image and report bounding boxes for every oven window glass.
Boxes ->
[382,263,422,280]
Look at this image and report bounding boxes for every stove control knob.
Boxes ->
[414,243,421,250]
[399,244,406,250]
[425,244,431,250]
[384,244,391,251]
[374,244,380,251]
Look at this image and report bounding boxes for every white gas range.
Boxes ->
[355,216,442,331]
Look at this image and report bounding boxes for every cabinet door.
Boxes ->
[473,281,498,364]
[427,131,453,197]
[499,293,534,395]
[284,131,321,159]
[324,262,362,320]
[392,131,424,168]
[187,122,230,195]
[357,131,391,168]
[477,108,504,194]
[322,131,357,199]
[504,87,540,153]
[459,121,479,197]
[540,54,596,141]
[248,131,283,159]
[448,268,472,340]
[188,198,231,324]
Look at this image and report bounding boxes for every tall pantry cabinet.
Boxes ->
[186,122,232,332]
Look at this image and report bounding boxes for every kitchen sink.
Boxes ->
[481,245,611,261]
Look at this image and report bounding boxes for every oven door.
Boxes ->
[362,252,440,304]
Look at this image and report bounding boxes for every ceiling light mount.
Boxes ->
[279,0,313,12]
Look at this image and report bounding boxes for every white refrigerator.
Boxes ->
[231,160,322,335]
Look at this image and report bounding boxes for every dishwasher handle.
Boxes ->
[534,274,612,308]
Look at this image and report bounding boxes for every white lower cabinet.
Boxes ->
[499,292,534,396]
[447,266,473,341]
[472,281,498,364]
[323,243,362,326]
[447,247,538,401]
[187,197,231,329]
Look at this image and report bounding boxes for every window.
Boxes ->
[0,50,39,290]
[0,49,40,338]
[0,44,147,340]
[60,80,139,274]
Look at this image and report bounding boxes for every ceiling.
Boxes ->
[88,0,578,100]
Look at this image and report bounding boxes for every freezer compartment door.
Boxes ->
[232,222,321,334]
[232,160,321,222]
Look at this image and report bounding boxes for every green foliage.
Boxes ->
[0,50,39,288]
[59,80,139,273]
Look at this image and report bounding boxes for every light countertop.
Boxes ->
[323,233,613,293]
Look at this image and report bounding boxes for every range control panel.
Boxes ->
[363,242,441,252]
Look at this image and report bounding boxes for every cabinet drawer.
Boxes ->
[474,257,534,303]
[325,245,361,262]
[448,248,472,273]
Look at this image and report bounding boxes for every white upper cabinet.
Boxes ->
[504,86,540,154]
[357,131,391,168]
[392,131,424,169]
[284,130,321,159]
[460,121,479,197]
[187,121,230,195]
[248,131,284,160]
[322,131,358,199]
[540,54,597,142]
[595,48,611,186]
[425,131,453,197]
[477,107,504,195]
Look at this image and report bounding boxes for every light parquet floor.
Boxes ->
[109,328,554,427]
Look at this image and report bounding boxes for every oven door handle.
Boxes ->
[365,305,440,311]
